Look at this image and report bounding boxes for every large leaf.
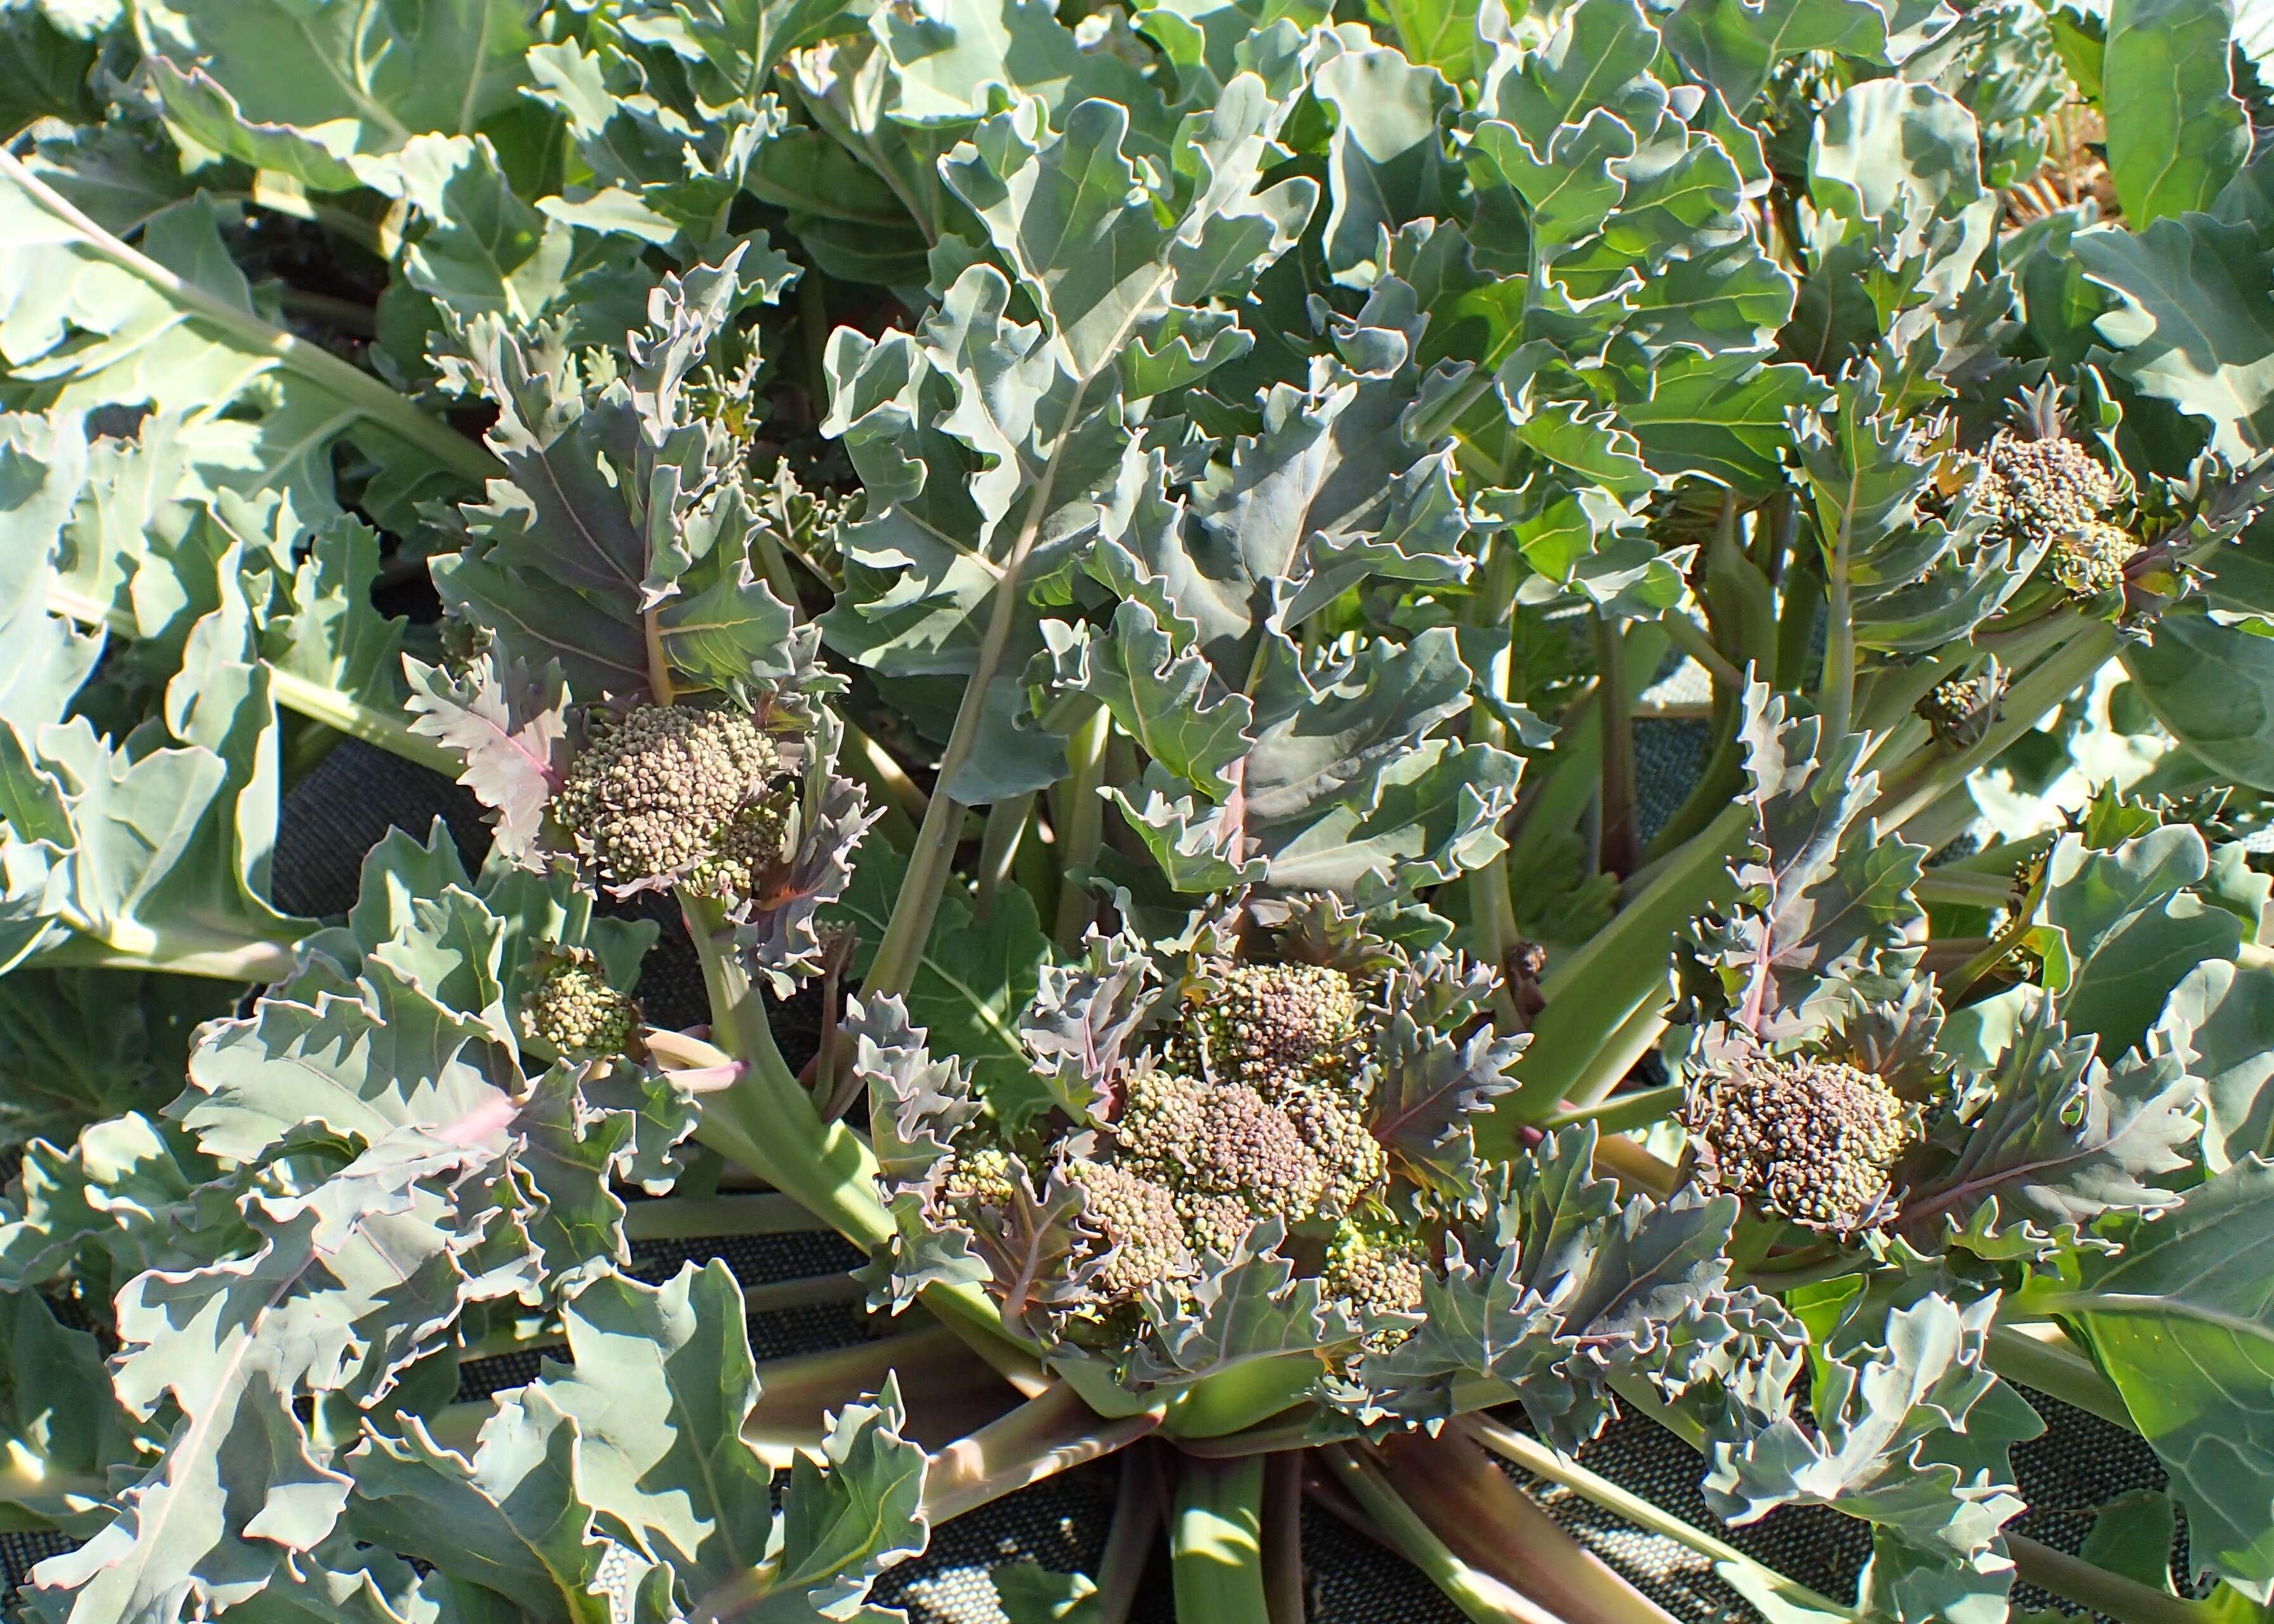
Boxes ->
[2099,0,2250,225]
[0,156,491,525]
[23,1137,528,1623]
[535,1264,774,1590]
[1660,0,1887,114]
[2077,215,2274,462]
[1900,1011,2199,1257]
[2121,607,2274,791]
[2050,1158,2274,1600]
[1358,1126,1798,1446]
[1696,687,1925,1043]
[2032,826,2243,1060]
[134,0,533,193]
[433,252,803,705]
[2162,958,2274,1171]
[831,833,1051,1117]
[1706,1285,2041,1595]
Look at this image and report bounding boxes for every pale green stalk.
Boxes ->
[677,892,1046,1391]
[1982,1322,2132,1429]
[34,928,300,982]
[2009,1537,2218,1624]
[621,1193,829,1240]
[1173,1457,1272,1623]
[1464,1416,1859,1623]
[1482,802,1748,1142]
[925,1384,1162,1524]
[1318,1448,1569,1624]
[1052,701,1112,946]
[1542,1080,1684,1134]
[975,793,1033,918]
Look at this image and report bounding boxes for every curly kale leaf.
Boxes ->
[1356,1126,1800,1446]
[1900,1009,2199,1259]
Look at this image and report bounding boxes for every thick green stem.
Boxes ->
[869,358,1108,999]
[1378,1431,1680,1624]
[1559,997,1670,1112]
[924,1384,1162,1524]
[270,668,464,775]
[678,893,1045,1391]
[1871,621,2119,831]
[1164,1355,1323,1439]
[1174,1457,1271,1623]
[1051,702,1111,949]
[1263,1452,1308,1624]
[1465,1416,1858,1622]
[975,793,1033,918]
[1819,507,1855,743]
[1595,615,1638,878]
[1318,1448,1564,1624]
[1481,802,1748,1143]
[0,152,500,486]
[2008,1536,2214,1624]
[1542,1081,1685,1135]
[34,926,299,982]
[1982,1322,2132,1430]
[1658,611,1743,691]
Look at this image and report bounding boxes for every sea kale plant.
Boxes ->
[0,0,2272,1621]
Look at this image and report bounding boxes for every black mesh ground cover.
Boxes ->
[0,733,2190,1622]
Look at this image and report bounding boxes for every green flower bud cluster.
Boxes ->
[2047,523,2141,597]
[551,704,785,894]
[940,1145,1019,1211]
[522,950,637,1061]
[1323,1214,1429,1346]
[1114,1065,1330,1251]
[1069,1159,1197,1297]
[1182,961,1384,1210]
[1970,431,2138,599]
[1684,1054,1909,1233]
[1914,670,2009,750]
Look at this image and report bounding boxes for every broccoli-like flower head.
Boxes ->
[1914,669,2009,750]
[1067,1160,1195,1297]
[1974,431,2122,547]
[1323,1213,1427,1345]
[552,703,784,894]
[1114,1067,1328,1226]
[2048,521,2141,597]
[939,1145,1018,1212]
[1191,961,1365,1093]
[522,947,638,1061]
[1968,431,2140,601]
[861,907,1523,1400]
[1684,1053,1911,1232]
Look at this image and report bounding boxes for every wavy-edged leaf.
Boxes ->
[2049,1157,2274,1600]
[2163,957,2274,1172]
[134,0,533,193]
[25,1137,528,1623]
[2076,214,2274,462]
[2100,0,2251,226]
[2032,825,2243,1060]
[1901,1011,2199,1257]
[832,833,1049,1117]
